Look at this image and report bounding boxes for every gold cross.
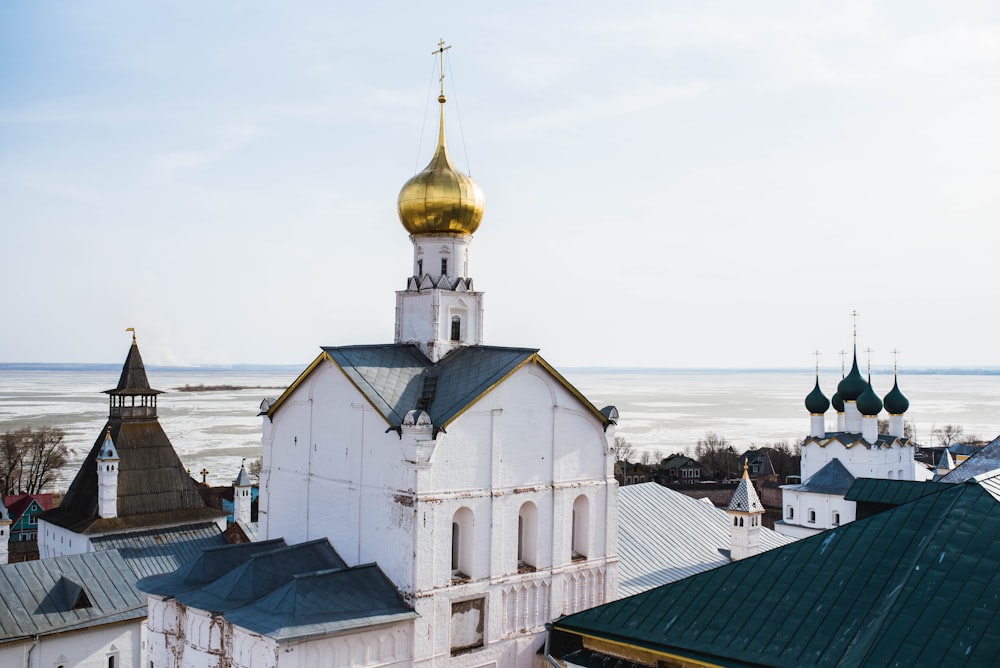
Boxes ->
[891,348,901,374]
[864,346,874,376]
[200,468,209,484]
[813,350,821,375]
[839,349,846,376]
[432,39,452,99]
[849,309,859,346]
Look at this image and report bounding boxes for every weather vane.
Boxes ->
[126,326,136,343]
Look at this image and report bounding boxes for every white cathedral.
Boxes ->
[141,56,620,668]
[776,348,932,539]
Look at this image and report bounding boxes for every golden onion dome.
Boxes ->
[398,95,485,235]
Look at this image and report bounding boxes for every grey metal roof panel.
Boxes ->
[90,523,229,579]
[324,344,539,429]
[174,539,346,613]
[940,435,1000,483]
[557,475,1000,667]
[0,550,147,643]
[224,564,415,641]
[137,538,287,597]
[786,458,855,495]
[617,483,793,597]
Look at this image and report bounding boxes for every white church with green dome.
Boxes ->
[776,346,931,539]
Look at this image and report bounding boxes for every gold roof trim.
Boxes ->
[571,630,723,668]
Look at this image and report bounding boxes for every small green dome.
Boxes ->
[837,354,867,401]
[883,377,909,415]
[831,391,844,412]
[805,378,830,414]
[857,381,883,416]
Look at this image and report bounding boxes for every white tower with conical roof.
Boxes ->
[233,459,253,525]
[96,427,120,519]
[727,462,765,561]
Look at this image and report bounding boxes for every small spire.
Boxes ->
[742,459,749,478]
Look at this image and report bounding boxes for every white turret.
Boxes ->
[96,427,120,519]
[727,462,765,561]
[233,460,253,525]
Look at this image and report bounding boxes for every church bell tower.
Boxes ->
[395,40,486,363]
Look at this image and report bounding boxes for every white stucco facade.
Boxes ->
[1,621,143,668]
[254,357,618,667]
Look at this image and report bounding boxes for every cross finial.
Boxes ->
[849,310,859,347]
[813,350,821,376]
[891,348,900,374]
[864,346,874,376]
[839,349,846,377]
[432,39,452,101]
[200,468,209,484]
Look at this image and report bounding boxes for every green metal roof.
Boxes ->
[844,478,947,506]
[554,474,1000,667]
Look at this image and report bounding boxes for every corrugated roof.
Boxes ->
[556,474,1000,667]
[617,483,793,597]
[844,478,947,506]
[785,458,855,495]
[940,435,1000,483]
[0,551,147,643]
[90,523,228,579]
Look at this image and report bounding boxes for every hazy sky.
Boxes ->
[2,2,998,369]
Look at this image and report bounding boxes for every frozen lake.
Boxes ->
[0,364,998,489]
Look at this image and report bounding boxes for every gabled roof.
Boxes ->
[554,474,1000,667]
[785,458,855,495]
[171,539,347,614]
[3,493,54,521]
[659,455,699,469]
[267,344,609,432]
[38,419,226,534]
[137,538,414,642]
[0,551,147,643]
[617,484,792,597]
[739,449,776,476]
[844,478,946,506]
[223,564,416,641]
[940,435,1000,483]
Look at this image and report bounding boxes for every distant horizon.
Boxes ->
[2,362,999,376]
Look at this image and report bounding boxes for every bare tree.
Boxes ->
[640,450,654,466]
[932,424,965,447]
[249,456,263,481]
[878,418,916,439]
[694,432,739,480]
[612,436,635,464]
[0,427,69,495]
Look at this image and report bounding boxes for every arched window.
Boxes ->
[517,502,538,570]
[571,495,590,560]
[733,517,738,527]
[808,509,816,524]
[787,506,794,520]
[833,511,841,526]
[451,507,474,579]
[738,517,744,527]
[451,316,461,341]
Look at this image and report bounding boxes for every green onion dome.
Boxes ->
[832,391,844,412]
[837,354,867,402]
[805,378,830,414]
[883,377,909,415]
[857,381,883,416]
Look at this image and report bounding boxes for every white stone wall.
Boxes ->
[800,440,921,482]
[38,520,92,559]
[776,489,856,538]
[260,356,618,667]
[1,620,143,668]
